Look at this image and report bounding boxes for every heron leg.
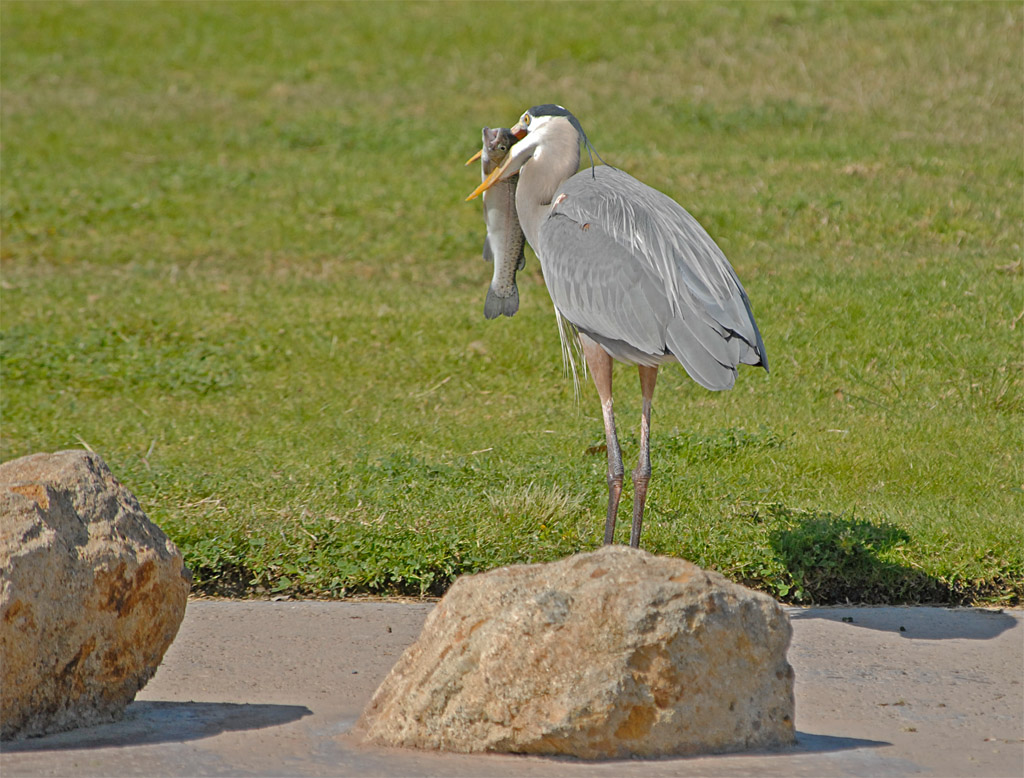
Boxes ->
[580,335,623,545]
[630,365,658,548]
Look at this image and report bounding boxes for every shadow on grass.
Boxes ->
[761,505,1024,606]
[767,508,949,605]
[2,701,311,751]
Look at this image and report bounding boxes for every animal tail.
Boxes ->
[484,284,519,319]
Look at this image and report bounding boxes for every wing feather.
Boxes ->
[537,166,767,389]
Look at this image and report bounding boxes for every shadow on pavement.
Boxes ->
[792,731,889,752]
[2,700,312,752]
[702,732,890,761]
[529,730,889,766]
[789,606,1020,641]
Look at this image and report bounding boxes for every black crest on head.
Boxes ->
[529,103,573,118]
[528,104,585,139]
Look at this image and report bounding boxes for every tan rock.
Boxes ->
[359,546,795,758]
[1,450,191,740]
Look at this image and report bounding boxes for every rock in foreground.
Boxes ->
[359,546,795,759]
[1,450,191,740]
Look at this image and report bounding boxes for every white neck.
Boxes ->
[515,120,581,251]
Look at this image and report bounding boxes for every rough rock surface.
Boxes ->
[1,450,191,740]
[359,546,795,758]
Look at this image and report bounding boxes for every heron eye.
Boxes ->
[522,114,531,126]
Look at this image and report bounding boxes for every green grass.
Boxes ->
[2,1,1021,604]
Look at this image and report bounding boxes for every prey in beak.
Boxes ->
[466,153,517,201]
[465,120,529,201]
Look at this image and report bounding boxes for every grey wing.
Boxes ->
[539,167,767,391]
[540,215,672,367]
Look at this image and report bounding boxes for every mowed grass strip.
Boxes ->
[2,2,1021,603]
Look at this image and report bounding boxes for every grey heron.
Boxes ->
[467,104,768,549]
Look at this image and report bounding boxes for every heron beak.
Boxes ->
[511,122,527,140]
[465,152,516,201]
[464,149,483,166]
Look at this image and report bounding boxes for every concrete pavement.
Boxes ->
[2,601,1022,777]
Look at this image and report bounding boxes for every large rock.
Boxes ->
[1,450,191,740]
[359,546,795,758]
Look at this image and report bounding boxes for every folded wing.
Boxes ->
[538,166,767,391]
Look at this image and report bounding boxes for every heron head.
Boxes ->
[465,105,584,201]
[511,104,587,142]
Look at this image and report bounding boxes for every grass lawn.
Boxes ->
[2,1,1021,604]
